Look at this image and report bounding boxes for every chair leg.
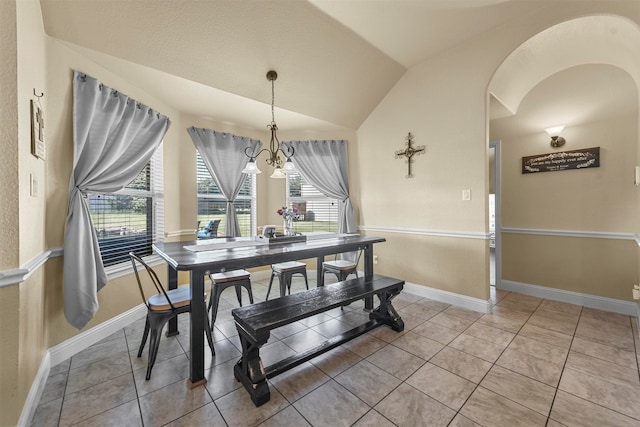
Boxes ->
[266,271,276,300]
[234,284,243,307]
[244,280,254,304]
[204,313,215,356]
[301,270,309,290]
[210,286,223,327]
[145,316,166,380]
[138,316,150,357]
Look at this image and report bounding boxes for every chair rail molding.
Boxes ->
[358,225,489,240]
[502,227,638,242]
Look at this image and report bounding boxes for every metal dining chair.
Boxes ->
[129,252,215,380]
[266,261,309,300]
[208,269,254,327]
[321,250,362,285]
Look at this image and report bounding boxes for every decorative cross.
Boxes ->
[35,106,44,142]
[395,132,425,178]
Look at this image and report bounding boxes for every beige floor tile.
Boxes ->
[281,328,331,354]
[429,312,475,333]
[550,390,640,427]
[335,360,402,406]
[270,321,308,340]
[216,386,289,427]
[366,344,425,380]
[518,324,573,349]
[293,380,370,427]
[508,335,569,365]
[260,341,298,368]
[39,372,68,405]
[367,323,409,342]
[559,368,640,420]
[336,308,372,327]
[463,322,515,348]
[48,359,71,377]
[460,387,547,426]
[575,322,635,352]
[69,336,129,370]
[496,348,563,386]
[342,333,388,358]
[71,400,142,427]
[352,410,395,426]
[495,296,540,314]
[58,373,137,426]
[430,346,492,384]
[565,351,640,386]
[390,331,445,360]
[444,306,484,321]
[449,413,482,426]
[476,312,526,334]
[527,308,579,335]
[491,304,532,321]
[570,336,637,368]
[375,383,456,426]
[310,345,362,377]
[412,320,461,344]
[133,352,190,397]
[538,299,582,315]
[406,362,476,410]
[30,397,62,427]
[270,361,331,403]
[449,333,505,363]
[204,358,243,400]
[311,318,356,338]
[578,315,633,337]
[164,402,227,427]
[66,352,132,395]
[399,302,442,320]
[258,406,312,427]
[480,365,555,416]
[581,307,633,325]
[139,379,212,426]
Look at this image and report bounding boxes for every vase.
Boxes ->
[283,217,293,236]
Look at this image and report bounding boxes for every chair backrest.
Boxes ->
[129,252,176,310]
[337,249,362,266]
[204,219,221,235]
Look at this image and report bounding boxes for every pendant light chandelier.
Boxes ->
[242,70,295,178]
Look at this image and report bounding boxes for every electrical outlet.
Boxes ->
[462,189,471,201]
[633,285,640,300]
[373,255,378,264]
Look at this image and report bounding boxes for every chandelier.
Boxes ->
[242,70,295,178]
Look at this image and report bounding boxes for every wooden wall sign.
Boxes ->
[522,147,599,174]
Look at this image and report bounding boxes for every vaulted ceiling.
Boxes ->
[39,0,639,132]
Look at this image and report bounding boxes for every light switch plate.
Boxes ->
[30,173,38,197]
[462,189,471,201]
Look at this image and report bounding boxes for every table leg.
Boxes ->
[363,244,374,310]
[188,268,207,387]
[317,255,324,286]
[167,266,179,336]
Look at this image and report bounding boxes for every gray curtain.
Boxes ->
[282,140,355,234]
[63,71,170,329]
[188,128,261,237]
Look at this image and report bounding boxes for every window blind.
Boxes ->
[286,172,339,233]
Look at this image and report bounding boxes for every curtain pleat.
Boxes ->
[188,128,260,237]
[63,71,170,329]
[282,140,356,234]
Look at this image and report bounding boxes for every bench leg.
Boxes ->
[234,330,270,407]
[370,288,404,332]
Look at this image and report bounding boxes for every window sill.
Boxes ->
[105,254,165,281]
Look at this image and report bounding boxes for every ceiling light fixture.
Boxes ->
[242,70,295,178]
[545,125,566,148]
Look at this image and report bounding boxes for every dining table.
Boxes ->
[152,233,386,387]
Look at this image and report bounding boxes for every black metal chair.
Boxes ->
[321,250,362,285]
[266,261,309,300]
[208,270,254,326]
[129,252,214,380]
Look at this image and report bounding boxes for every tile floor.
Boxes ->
[32,273,640,426]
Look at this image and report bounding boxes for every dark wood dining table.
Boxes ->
[152,233,385,387]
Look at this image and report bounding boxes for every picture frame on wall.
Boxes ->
[30,98,45,160]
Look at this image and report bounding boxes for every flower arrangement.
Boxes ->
[276,206,300,221]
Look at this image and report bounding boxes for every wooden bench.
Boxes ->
[232,274,405,406]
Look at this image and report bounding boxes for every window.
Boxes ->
[196,153,256,236]
[287,172,339,233]
[89,144,164,267]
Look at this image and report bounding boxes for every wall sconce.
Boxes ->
[545,125,566,148]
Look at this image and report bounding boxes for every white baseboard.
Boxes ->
[21,303,147,426]
[49,303,147,367]
[499,280,639,317]
[403,281,492,314]
[17,351,50,427]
